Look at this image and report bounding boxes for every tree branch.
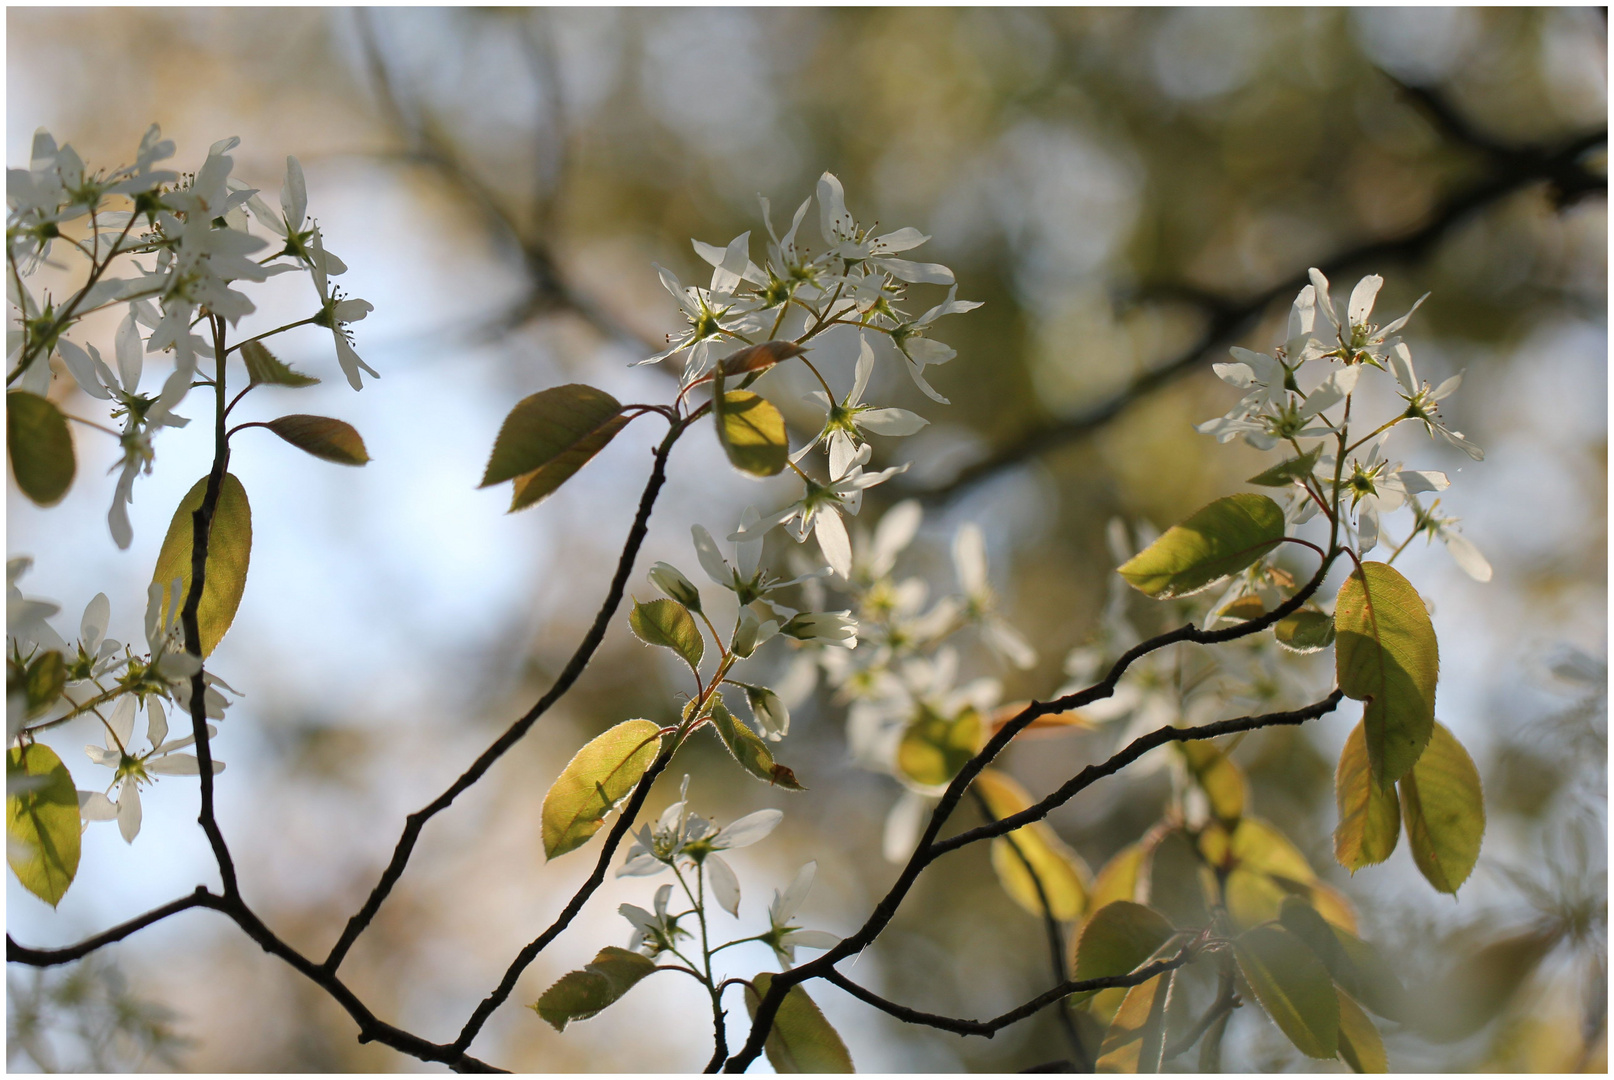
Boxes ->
[324,417,689,972]
[5,889,214,966]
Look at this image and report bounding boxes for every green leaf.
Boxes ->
[1248,444,1324,487]
[1178,742,1247,824]
[718,340,806,378]
[1412,928,1557,1042]
[1117,493,1285,598]
[1234,924,1339,1059]
[715,389,789,477]
[974,769,1089,922]
[1333,720,1400,872]
[152,473,252,658]
[479,384,629,510]
[896,706,981,788]
[240,340,319,387]
[1335,990,1388,1073]
[540,719,662,859]
[265,415,369,465]
[1398,721,1483,894]
[628,598,704,671]
[1070,901,1176,1006]
[1275,608,1336,654]
[23,650,66,718]
[1084,842,1148,916]
[532,946,658,1031]
[708,700,804,790]
[6,745,80,907]
[1334,562,1439,786]
[1094,941,1180,1073]
[7,391,75,506]
[744,973,854,1073]
[1279,897,1403,1020]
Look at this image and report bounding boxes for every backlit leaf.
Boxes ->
[896,706,981,788]
[7,391,75,506]
[1178,742,1246,824]
[1234,924,1339,1059]
[6,745,80,907]
[1071,901,1176,1008]
[152,473,252,658]
[1275,608,1336,653]
[23,650,66,718]
[1279,897,1402,1020]
[1398,721,1483,894]
[1095,942,1180,1073]
[708,700,804,790]
[1248,444,1324,487]
[533,947,657,1031]
[745,973,854,1073]
[480,384,629,510]
[1085,841,1149,916]
[241,340,319,387]
[715,389,789,477]
[1333,720,1400,872]
[1335,562,1439,786]
[1117,493,1285,598]
[1336,990,1388,1073]
[975,769,1089,921]
[541,719,662,858]
[628,598,704,671]
[265,414,369,465]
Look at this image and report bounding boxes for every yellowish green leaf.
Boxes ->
[1070,901,1176,1008]
[152,473,252,658]
[1179,742,1247,824]
[22,650,66,718]
[975,769,1089,922]
[1095,942,1180,1073]
[533,946,657,1031]
[6,745,80,907]
[1235,924,1339,1059]
[265,414,369,465]
[1334,720,1400,872]
[1335,562,1439,786]
[628,597,703,671]
[541,719,662,858]
[715,389,789,477]
[745,973,854,1073]
[1275,608,1336,653]
[7,391,75,506]
[1279,897,1402,1020]
[896,706,981,788]
[1117,493,1285,598]
[1398,721,1483,894]
[708,700,804,790]
[1248,444,1324,487]
[1336,989,1388,1073]
[241,340,319,387]
[480,384,629,510]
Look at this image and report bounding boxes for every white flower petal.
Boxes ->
[882,792,928,863]
[771,860,817,925]
[78,790,117,821]
[953,524,988,599]
[856,408,927,437]
[781,929,840,952]
[117,782,141,843]
[714,807,783,850]
[1442,531,1492,583]
[705,853,741,917]
[1347,275,1382,326]
[814,510,854,580]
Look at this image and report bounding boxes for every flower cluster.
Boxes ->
[1196,269,1490,581]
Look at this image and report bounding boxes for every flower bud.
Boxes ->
[742,684,790,741]
[732,606,779,658]
[648,562,701,612]
[781,611,858,648]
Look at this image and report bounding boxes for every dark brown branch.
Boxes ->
[451,745,676,1051]
[325,417,688,972]
[916,118,1606,499]
[819,944,1193,1039]
[724,553,1341,1071]
[6,889,213,966]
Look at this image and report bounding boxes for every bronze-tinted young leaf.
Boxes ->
[1334,720,1400,872]
[974,768,1090,922]
[6,744,80,907]
[715,390,789,477]
[1335,562,1439,786]
[240,340,319,387]
[7,391,75,506]
[745,972,854,1073]
[1234,924,1339,1059]
[540,719,662,859]
[1279,897,1403,1020]
[1178,742,1247,824]
[23,650,66,718]
[532,946,658,1031]
[1094,942,1180,1072]
[718,340,806,377]
[1070,901,1176,1006]
[480,384,629,509]
[265,415,369,465]
[1117,493,1285,598]
[152,473,252,658]
[628,597,703,671]
[896,706,981,788]
[1336,989,1388,1073]
[1275,608,1336,654]
[1219,594,1267,622]
[1248,444,1324,487]
[1398,721,1483,894]
[708,701,804,790]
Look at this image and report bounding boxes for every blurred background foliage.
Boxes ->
[6,6,1606,1072]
